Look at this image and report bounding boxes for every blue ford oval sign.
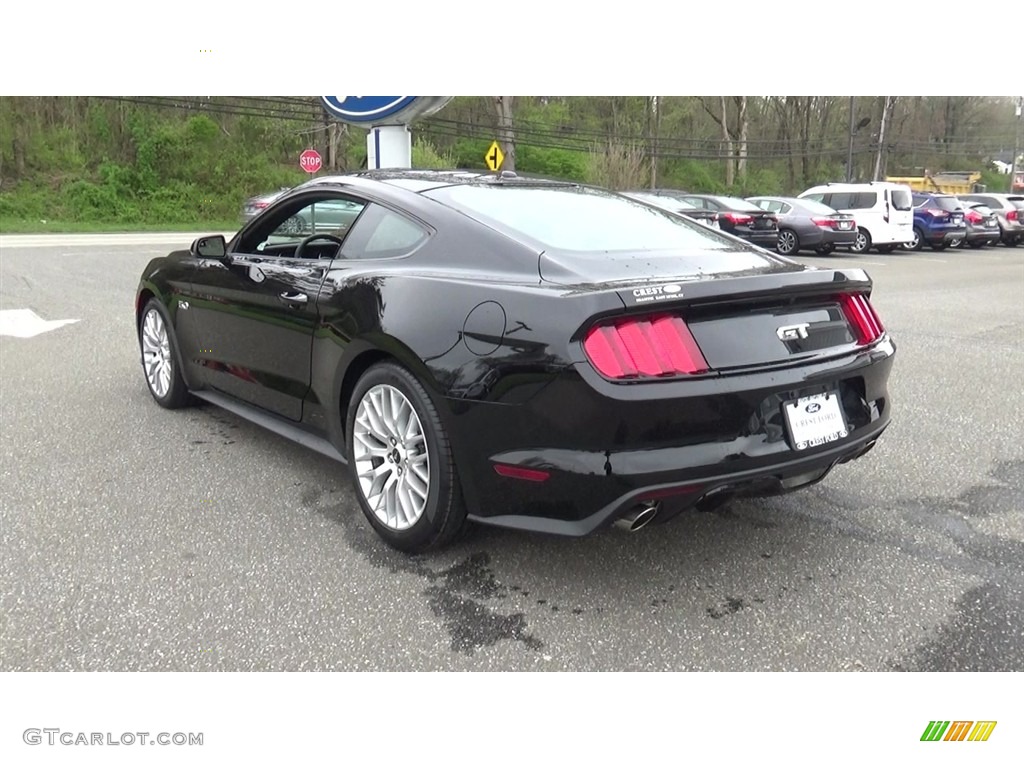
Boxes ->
[320,96,452,126]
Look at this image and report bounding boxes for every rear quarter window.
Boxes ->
[339,204,428,259]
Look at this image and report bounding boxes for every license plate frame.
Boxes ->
[783,391,849,451]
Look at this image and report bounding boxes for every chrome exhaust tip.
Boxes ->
[614,501,660,532]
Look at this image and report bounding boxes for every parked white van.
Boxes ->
[798,182,914,254]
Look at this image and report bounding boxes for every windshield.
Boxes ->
[930,196,962,212]
[426,184,740,252]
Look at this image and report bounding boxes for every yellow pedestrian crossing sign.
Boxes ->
[485,141,505,172]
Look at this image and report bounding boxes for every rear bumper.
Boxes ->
[965,227,1000,244]
[471,418,889,536]
[739,231,781,248]
[452,338,895,535]
[820,229,858,247]
[922,226,967,245]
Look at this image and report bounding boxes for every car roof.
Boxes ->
[748,196,802,203]
[297,169,581,195]
[803,181,909,192]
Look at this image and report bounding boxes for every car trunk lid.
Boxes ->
[569,268,882,374]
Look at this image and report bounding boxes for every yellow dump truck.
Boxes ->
[885,172,985,195]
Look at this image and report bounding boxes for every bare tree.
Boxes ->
[587,140,648,189]
[700,96,749,186]
[873,96,893,181]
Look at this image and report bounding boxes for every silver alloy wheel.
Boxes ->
[352,384,430,531]
[778,230,797,254]
[141,308,173,398]
[852,231,868,252]
[902,229,919,250]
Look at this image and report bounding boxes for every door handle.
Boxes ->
[279,292,308,305]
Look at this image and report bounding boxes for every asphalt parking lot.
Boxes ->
[1,235,1022,671]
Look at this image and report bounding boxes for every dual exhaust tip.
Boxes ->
[614,501,661,532]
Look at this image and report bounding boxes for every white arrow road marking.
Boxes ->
[0,309,81,338]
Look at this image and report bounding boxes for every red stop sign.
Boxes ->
[299,149,322,174]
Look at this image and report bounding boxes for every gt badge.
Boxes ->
[777,322,810,341]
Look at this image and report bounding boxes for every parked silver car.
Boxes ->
[957,193,1024,246]
[241,188,292,222]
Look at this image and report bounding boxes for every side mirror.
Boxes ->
[191,235,227,258]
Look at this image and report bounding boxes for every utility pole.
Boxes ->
[650,96,659,189]
[846,96,855,182]
[1011,97,1022,193]
[873,96,892,182]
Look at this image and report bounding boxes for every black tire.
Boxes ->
[967,240,985,249]
[903,227,924,251]
[139,299,192,409]
[931,242,947,251]
[346,362,467,553]
[876,244,897,254]
[814,243,835,256]
[776,228,799,255]
[850,227,872,254]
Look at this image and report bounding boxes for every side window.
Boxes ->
[240,196,366,256]
[828,193,853,209]
[804,193,825,203]
[269,199,364,241]
[855,192,878,209]
[340,204,429,260]
[778,202,792,215]
[890,188,913,211]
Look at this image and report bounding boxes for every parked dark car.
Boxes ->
[748,196,858,255]
[669,194,779,248]
[957,201,1001,249]
[904,193,966,250]
[958,193,1024,246]
[137,171,894,552]
[619,190,719,229]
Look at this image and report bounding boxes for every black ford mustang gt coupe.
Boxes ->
[136,170,895,552]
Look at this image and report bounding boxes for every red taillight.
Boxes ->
[839,293,884,345]
[493,464,550,482]
[1008,210,1019,222]
[722,212,753,225]
[255,201,269,209]
[583,315,708,378]
[964,209,983,224]
[925,208,949,219]
[811,217,837,229]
